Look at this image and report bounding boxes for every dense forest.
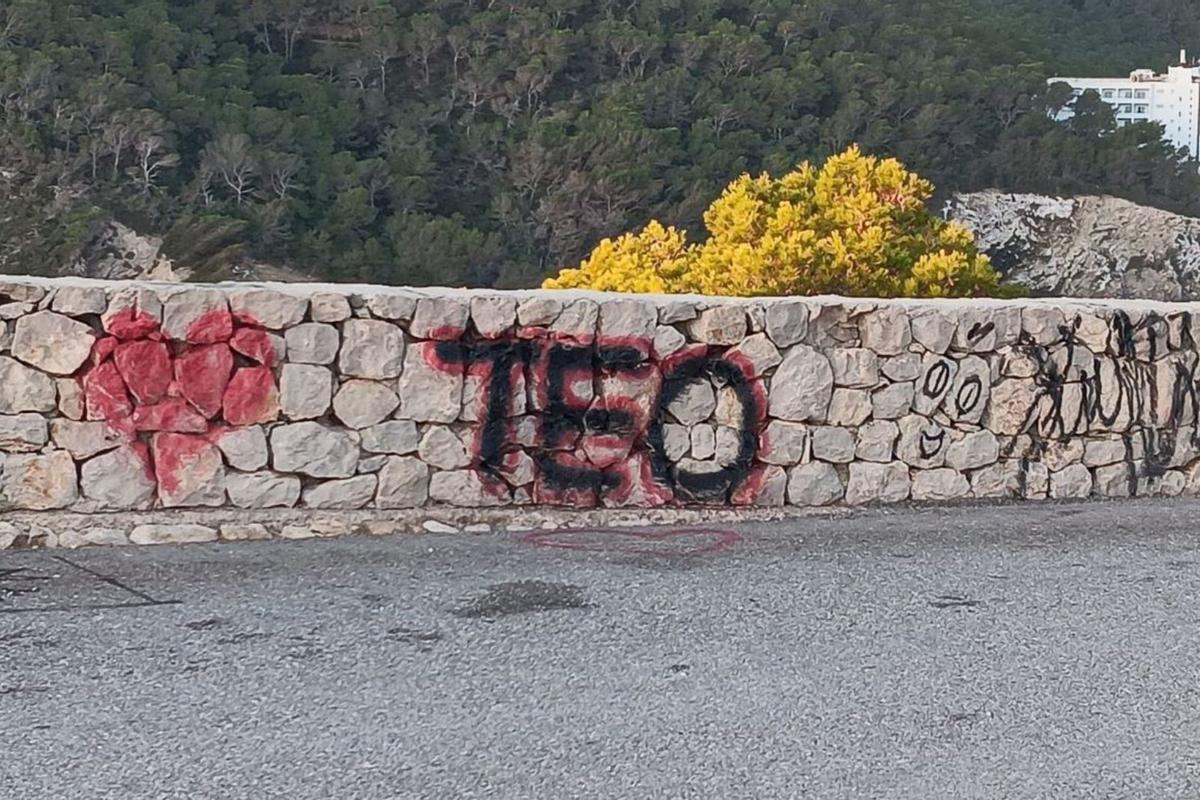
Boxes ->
[3,0,1200,286]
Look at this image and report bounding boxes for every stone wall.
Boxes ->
[0,276,1196,517]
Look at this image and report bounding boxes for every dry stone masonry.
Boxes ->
[0,276,1199,525]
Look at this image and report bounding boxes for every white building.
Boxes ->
[1049,50,1200,158]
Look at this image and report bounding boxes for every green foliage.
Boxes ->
[2,0,1199,286]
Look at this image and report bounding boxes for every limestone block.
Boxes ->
[303,475,377,509]
[361,420,420,455]
[1041,439,1085,472]
[910,310,956,354]
[652,326,687,360]
[666,378,716,426]
[358,455,388,473]
[858,306,911,356]
[970,460,1023,499]
[683,425,711,460]
[944,430,999,471]
[769,345,833,422]
[914,353,959,415]
[396,343,463,423]
[760,420,808,465]
[826,388,871,427]
[945,356,990,424]
[726,333,782,377]
[50,419,124,459]
[744,464,788,506]
[417,426,471,470]
[280,364,333,420]
[599,298,656,352]
[855,420,898,463]
[658,300,699,324]
[103,287,161,338]
[152,433,226,507]
[410,296,470,339]
[310,292,352,323]
[686,305,746,345]
[872,382,914,420]
[376,456,431,508]
[1022,307,1067,346]
[339,319,405,379]
[550,298,599,342]
[4,451,78,510]
[881,353,921,382]
[810,425,855,463]
[11,311,94,375]
[162,288,231,343]
[284,323,339,365]
[764,301,809,348]
[214,425,269,471]
[271,422,360,478]
[222,366,280,427]
[786,462,843,506]
[81,445,156,509]
[228,288,307,329]
[1094,462,1133,497]
[365,291,419,322]
[987,379,1039,436]
[830,348,879,388]
[1050,464,1093,499]
[56,378,84,420]
[1083,436,1129,467]
[0,413,47,452]
[845,462,911,505]
[661,423,690,462]
[517,296,563,327]
[220,523,272,541]
[430,469,508,506]
[470,296,517,338]
[130,524,217,545]
[226,471,301,508]
[333,380,400,429]
[714,426,741,465]
[51,286,107,316]
[896,414,948,468]
[911,468,970,501]
[0,282,44,303]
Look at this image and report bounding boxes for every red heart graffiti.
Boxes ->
[521,527,741,556]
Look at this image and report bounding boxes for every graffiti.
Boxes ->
[427,333,764,506]
[522,527,742,556]
[1004,311,1200,495]
[78,308,279,503]
[922,360,952,399]
[918,428,946,460]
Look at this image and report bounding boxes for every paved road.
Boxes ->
[4,500,1200,799]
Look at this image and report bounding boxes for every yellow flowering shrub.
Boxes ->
[542,146,1015,298]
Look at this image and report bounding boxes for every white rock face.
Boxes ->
[410,296,470,339]
[339,320,405,379]
[310,293,351,323]
[271,422,360,478]
[280,364,333,420]
[769,345,833,422]
[947,190,1200,300]
[51,419,125,459]
[845,462,910,505]
[686,306,746,345]
[0,413,48,452]
[4,451,77,510]
[811,426,855,463]
[81,446,156,509]
[130,524,217,545]
[285,323,340,365]
[11,311,94,375]
[161,289,229,342]
[396,344,462,423]
[417,426,471,469]
[228,288,307,329]
[761,421,808,465]
[376,456,431,508]
[764,301,809,347]
[1050,464,1094,499]
[911,468,970,501]
[333,380,400,429]
[214,426,269,471]
[430,469,508,506]
[361,421,420,454]
[787,462,843,506]
[226,472,301,508]
[471,296,517,338]
[303,475,377,509]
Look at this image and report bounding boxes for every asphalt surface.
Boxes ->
[4,499,1200,799]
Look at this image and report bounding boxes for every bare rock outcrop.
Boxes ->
[945,191,1200,300]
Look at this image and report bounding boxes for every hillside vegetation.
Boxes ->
[3,0,1199,286]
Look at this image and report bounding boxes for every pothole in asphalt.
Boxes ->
[453,580,589,619]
